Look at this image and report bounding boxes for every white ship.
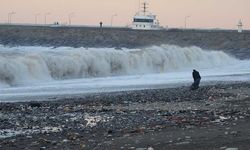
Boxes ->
[132,1,161,30]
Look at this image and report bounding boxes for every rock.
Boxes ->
[68,133,79,140]
[51,141,57,145]
[30,141,39,146]
[63,107,70,112]
[80,144,86,149]
[230,131,238,136]
[220,146,227,149]
[39,138,51,143]
[225,148,238,150]
[108,130,113,134]
[26,136,32,139]
[29,102,42,108]
[147,147,154,150]
[176,141,190,145]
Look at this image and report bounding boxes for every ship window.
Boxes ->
[134,19,154,23]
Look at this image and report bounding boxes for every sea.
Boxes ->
[0,44,250,102]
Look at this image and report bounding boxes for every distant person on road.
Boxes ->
[100,21,103,28]
[191,69,201,90]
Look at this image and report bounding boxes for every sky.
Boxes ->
[0,0,249,29]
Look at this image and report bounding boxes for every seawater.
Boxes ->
[0,44,250,102]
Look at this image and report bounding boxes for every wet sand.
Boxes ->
[0,82,250,150]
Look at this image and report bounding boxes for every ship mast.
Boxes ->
[142,1,148,15]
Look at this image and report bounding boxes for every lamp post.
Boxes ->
[237,19,243,33]
[35,13,40,25]
[138,0,141,11]
[44,12,50,25]
[68,12,74,25]
[111,14,117,27]
[185,16,191,29]
[8,12,16,24]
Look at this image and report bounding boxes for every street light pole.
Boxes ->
[138,0,141,11]
[35,13,40,25]
[185,16,191,29]
[8,12,16,24]
[44,12,50,25]
[111,14,117,27]
[68,12,74,25]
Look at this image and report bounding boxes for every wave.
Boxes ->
[0,45,238,87]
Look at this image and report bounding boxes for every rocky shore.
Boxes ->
[1,25,250,59]
[1,82,250,150]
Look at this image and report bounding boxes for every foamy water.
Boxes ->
[0,45,250,102]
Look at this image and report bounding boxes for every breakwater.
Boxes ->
[0,25,250,59]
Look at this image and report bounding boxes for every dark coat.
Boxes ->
[192,70,201,81]
[191,70,201,90]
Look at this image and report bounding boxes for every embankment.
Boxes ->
[0,25,250,59]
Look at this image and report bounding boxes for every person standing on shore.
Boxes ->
[191,69,201,90]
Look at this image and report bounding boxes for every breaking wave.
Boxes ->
[0,45,238,87]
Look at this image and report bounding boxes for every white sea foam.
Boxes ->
[0,127,62,139]
[0,45,250,102]
[0,45,239,87]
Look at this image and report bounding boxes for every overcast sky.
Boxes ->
[0,0,249,29]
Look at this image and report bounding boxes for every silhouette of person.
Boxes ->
[100,21,103,28]
[191,69,201,90]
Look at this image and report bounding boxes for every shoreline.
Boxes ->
[1,80,248,103]
[1,82,250,149]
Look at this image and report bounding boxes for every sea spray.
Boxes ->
[0,45,238,87]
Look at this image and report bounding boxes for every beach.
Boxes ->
[0,25,250,149]
[1,82,250,150]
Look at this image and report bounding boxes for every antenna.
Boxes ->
[142,1,148,15]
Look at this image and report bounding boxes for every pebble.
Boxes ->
[51,141,57,145]
[0,83,249,149]
[230,131,238,136]
[63,139,69,143]
[63,107,70,112]
[136,148,146,150]
[80,144,86,149]
[225,148,238,150]
[26,136,32,139]
[176,141,190,145]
